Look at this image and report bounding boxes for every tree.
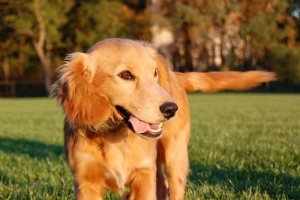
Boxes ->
[0,0,21,80]
[240,0,300,80]
[152,0,243,71]
[152,0,300,82]
[1,0,300,95]
[0,0,73,94]
[63,0,151,52]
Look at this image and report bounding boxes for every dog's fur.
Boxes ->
[51,38,276,200]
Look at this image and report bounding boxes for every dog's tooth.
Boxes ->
[149,127,162,133]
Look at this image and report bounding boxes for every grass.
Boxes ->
[0,94,299,199]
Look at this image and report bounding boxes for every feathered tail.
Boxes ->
[175,71,276,93]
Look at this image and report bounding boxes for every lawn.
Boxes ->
[0,94,299,200]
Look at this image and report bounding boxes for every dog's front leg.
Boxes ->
[156,146,169,200]
[163,147,189,200]
[158,121,190,200]
[72,153,125,200]
[73,158,108,200]
[126,167,157,200]
[75,181,105,200]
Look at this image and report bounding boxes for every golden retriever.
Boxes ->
[51,38,276,200]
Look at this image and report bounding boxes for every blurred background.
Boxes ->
[0,0,300,96]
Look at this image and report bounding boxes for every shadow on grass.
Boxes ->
[189,161,300,199]
[0,137,64,159]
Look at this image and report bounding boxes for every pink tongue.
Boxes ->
[129,116,150,133]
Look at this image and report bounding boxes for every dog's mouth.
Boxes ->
[115,106,163,139]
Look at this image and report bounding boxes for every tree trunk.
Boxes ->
[32,0,51,95]
[2,54,10,80]
[18,38,26,78]
[33,41,52,94]
[1,40,11,80]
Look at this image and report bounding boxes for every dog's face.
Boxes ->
[52,39,178,139]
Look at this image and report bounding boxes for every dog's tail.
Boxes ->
[175,71,276,93]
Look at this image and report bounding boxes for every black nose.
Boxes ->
[160,102,178,119]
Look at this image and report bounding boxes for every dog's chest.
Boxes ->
[98,135,157,189]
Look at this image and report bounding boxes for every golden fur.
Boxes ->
[51,38,276,200]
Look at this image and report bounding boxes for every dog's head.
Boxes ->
[51,38,178,139]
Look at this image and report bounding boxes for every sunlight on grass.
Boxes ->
[0,98,74,199]
[188,94,300,199]
[0,94,299,199]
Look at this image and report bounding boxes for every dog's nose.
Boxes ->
[160,102,178,119]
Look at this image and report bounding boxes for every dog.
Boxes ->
[51,38,276,200]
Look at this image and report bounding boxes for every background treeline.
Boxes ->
[0,0,300,96]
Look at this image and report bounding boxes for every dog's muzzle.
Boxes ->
[115,102,178,139]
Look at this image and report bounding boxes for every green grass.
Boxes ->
[0,94,299,199]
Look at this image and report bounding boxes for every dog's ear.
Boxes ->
[51,53,113,125]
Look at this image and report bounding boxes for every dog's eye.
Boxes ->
[154,68,158,77]
[119,70,134,80]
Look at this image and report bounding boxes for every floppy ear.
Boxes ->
[51,53,113,125]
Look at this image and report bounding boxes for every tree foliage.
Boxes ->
[155,0,299,75]
[0,0,299,93]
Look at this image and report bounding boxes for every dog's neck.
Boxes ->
[68,116,131,140]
